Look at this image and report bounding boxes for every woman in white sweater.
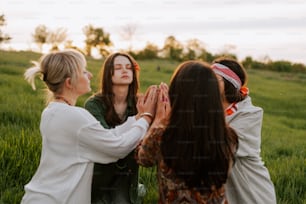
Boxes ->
[21,49,163,204]
[212,58,277,204]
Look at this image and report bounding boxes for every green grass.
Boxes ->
[0,50,305,204]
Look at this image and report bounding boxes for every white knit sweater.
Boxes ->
[21,102,148,204]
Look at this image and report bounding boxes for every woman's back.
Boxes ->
[136,61,238,204]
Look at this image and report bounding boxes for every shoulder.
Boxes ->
[44,102,98,125]
[226,97,263,124]
[85,95,103,106]
[237,96,263,115]
[68,105,97,122]
[85,95,106,110]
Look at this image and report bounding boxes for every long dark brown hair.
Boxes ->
[95,52,140,126]
[161,61,238,191]
[213,57,247,103]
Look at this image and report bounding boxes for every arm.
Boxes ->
[78,116,149,164]
[135,82,171,167]
[135,126,165,167]
[78,87,159,164]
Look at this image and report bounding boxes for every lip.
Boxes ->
[121,75,129,78]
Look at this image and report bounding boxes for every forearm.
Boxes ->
[135,126,165,167]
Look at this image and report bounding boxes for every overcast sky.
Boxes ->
[1,0,306,63]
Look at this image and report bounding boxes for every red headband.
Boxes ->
[212,63,242,89]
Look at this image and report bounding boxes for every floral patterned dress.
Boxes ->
[135,127,228,204]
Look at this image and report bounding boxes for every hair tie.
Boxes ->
[226,103,238,116]
[240,86,249,97]
[42,72,47,81]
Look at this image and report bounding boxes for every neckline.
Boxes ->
[55,96,72,106]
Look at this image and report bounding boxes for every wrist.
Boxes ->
[140,112,153,124]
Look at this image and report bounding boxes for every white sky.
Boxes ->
[1,0,306,64]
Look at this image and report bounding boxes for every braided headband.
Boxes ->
[212,63,242,89]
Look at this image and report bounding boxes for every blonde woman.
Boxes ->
[21,49,160,204]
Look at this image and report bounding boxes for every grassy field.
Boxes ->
[0,50,305,204]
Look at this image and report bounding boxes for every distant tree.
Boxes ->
[220,44,236,55]
[64,40,76,49]
[260,55,272,64]
[83,25,95,56]
[120,23,137,51]
[292,63,306,73]
[214,44,237,60]
[213,53,237,61]
[0,14,12,45]
[137,42,159,59]
[162,35,183,61]
[32,25,49,52]
[183,48,196,60]
[246,59,265,70]
[83,24,112,57]
[64,40,84,54]
[242,56,253,69]
[182,38,207,60]
[47,27,67,51]
[201,52,214,63]
[268,61,292,72]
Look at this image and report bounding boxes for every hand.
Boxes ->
[136,85,159,123]
[152,82,170,127]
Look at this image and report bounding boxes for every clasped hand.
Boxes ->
[136,82,170,126]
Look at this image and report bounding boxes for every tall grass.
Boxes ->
[0,50,305,203]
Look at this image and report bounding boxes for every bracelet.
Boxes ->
[140,112,153,120]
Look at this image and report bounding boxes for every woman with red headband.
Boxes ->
[212,57,276,204]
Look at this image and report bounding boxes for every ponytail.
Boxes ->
[24,61,41,90]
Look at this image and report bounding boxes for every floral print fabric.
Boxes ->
[135,127,227,204]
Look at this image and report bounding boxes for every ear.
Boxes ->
[64,77,73,89]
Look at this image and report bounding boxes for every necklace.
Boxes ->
[55,96,71,106]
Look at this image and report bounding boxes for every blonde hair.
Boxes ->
[24,49,86,101]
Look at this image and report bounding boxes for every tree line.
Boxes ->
[0,14,305,73]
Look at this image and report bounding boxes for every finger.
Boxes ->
[160,82,168,91]
[144,85,156,101]
[137,93,144,100]
[161,90,166,103]
[137,94,145,105]
[148,86,158,101]
[160,88,168,102]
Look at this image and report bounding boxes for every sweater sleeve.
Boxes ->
[78,116,149,164]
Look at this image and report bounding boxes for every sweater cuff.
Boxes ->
[134,117,149,131]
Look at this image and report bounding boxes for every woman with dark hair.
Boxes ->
[85,52,144,204]
[136,61,238,204]
[212,57,276,204]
